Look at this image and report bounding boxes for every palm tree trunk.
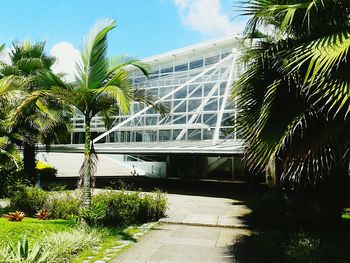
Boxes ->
[23,141,36,184]
[82,118,92,209]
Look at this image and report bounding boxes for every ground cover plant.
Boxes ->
[0,225,102,263]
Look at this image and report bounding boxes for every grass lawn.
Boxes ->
[0,216,151,262]
[342,212,350,220]
[0,217,75,244]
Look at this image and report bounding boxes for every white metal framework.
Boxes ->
[71,35,244,146]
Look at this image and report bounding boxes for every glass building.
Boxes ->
[71,35,244,145]
[45,36,246,181]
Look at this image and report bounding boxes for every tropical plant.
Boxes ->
[0,41,71,183]
[234,0,350,225]
[0,74,26,169]
[22,19,166,208]
[35,210,50,220]
[4,211,25,221]
[0,228,102,263]
[2,234,50,263]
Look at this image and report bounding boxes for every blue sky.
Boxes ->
[0,0,247,79]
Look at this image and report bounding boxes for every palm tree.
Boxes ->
[0,41,70,183]
[0,76,24,167]
[234,0,350,225]
[27,19,166,208]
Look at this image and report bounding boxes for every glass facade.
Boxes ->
[72,36,244,144]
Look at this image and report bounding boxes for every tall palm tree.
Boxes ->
[0,41,70,183]
[234,0,350,225]
[27,19,166,208]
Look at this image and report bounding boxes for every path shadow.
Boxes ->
[224,191,350,263]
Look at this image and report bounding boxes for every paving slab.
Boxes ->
[111,193,250,263]
[159,194,250,228]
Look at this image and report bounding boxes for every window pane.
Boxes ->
[204,98,218,111]
[174,101,186,112]
[145,116,157,125]
[220,82,227,95]
[172,129,180,140]
[188,99,201,112]
[205,55,219,66]
[189,59,203,69]
[188,129,202,140]
[203,114,217,125]
[174,88,187,99]
[159,130,171,141]
[144,130,157,142]
[221,51,231,59]
[204,83,214,96]
[161,67,173,74]
[159,86,172,97]
[173,115,186,124]
[175,63,188,72]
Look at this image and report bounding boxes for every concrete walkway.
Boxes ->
[111,194,251,263]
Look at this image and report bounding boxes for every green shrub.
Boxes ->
[10,187,80,219]
[79,202,107,226]
[44,191,81,219]
[9,186,167,224]
[81,190,167,226]
[138,190,168,222]
[10,186,49,215]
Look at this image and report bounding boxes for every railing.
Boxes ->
[134,71,230,89]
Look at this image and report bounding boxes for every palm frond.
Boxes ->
[78,19,116,90]
[132,88,169,117]
[108,55,150,78]
[94,69,132,114]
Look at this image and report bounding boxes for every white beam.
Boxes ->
[212,50,238,145]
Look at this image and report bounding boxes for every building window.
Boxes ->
[187,99,201,112]
[188,129,202,140]
[189,59,203,69]
[173,101,186,112]
[159,130,171,141]
[205,55,219,66]
[175,63,188,72]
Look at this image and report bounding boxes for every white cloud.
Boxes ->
[174,0,245,36]
[50,42,81,82]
